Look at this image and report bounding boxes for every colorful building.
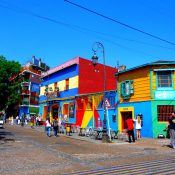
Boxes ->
[14,56,49,118]
[75,90,117,130]
[116,61,175,138]
[39,56,117,129]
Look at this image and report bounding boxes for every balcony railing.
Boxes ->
[30,101,39,105]
[21,79,30,84]
[21,101,29,105]
[21,89,30,95]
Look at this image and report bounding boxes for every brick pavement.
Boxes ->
[1,123,175,175]
[26,122,172,151]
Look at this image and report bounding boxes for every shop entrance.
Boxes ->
[121,111,132,130]
[51,104,59,119]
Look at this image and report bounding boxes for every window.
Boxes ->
[157,105,174,121]
[65,79,69,90]
[120,80,134,99]
[157,71,172,88]
[54,82,57,92]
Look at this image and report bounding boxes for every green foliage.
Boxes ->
[0,55,21,116]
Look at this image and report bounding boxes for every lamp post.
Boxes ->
[91,42,109,142]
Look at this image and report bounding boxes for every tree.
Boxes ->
[0,56,21,117]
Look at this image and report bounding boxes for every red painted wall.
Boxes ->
[78,58,117,94]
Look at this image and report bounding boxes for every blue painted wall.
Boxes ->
[19,106,29,118]
[42,64,78,86]
[117,101,153,138]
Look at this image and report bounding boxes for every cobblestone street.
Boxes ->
[1,124,175,175]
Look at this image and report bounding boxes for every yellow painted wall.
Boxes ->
[118,106,134,133]
[40,86,45,96]
[118,67,150,102]
[39,75,79,96]
[58,80,66,91]
[69,76,79,89]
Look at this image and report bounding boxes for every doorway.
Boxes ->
[121,111,133,130]
[51,104,59,119]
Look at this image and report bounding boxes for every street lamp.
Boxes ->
[92,42,109,142]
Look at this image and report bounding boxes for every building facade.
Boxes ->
[18,56,49,118]
[39,56,117,129]
[75,90,117,130]
[116,61,175,138]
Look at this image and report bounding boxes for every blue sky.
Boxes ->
[0,0,175,69]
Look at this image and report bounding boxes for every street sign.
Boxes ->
[103,98,111,108]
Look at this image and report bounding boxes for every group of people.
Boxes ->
[126,113,175,149]
[125,114,142,143]
[45,118,61,137]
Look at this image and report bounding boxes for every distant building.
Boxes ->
[115,60,175,138]
[39,56,117,129]
[13,56,49,118]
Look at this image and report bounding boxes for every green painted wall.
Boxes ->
[151,100,175,138]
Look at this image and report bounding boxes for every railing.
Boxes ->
[21,89,30,95]
[21,101,29,105]
[30,101,39,105]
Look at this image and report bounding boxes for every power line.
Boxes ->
[64,0,175,46]
[0,0,172,60]
[0,0,174,52]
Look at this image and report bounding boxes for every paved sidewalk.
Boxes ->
[10,123,174,152]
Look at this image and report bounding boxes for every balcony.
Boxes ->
[30,101,39,106]
[21,89,30,95]
[21,101,29,105]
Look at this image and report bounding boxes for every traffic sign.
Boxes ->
[103,98,111,108]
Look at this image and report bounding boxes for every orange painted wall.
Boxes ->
[118,67,151,102]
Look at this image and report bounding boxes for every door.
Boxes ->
[121,111,132,130]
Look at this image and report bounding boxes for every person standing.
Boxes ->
[168,112,175,149]
[126,116,135,143]
[134,115,142,139]
[30,115,34,128]
[46,118,51,137]
[21,113,25,127]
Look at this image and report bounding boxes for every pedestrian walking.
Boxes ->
[126,115,135,143]
[21,113,25,127]
[46,118,51,137]
[168,112,175,148]
[52,118,58,137]
[30,115,34,128]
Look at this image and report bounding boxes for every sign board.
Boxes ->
[103,98,111,108]
[155,91,175,100]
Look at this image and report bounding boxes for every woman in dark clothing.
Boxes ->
[52,119,58,137]
[168,113,175,148]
